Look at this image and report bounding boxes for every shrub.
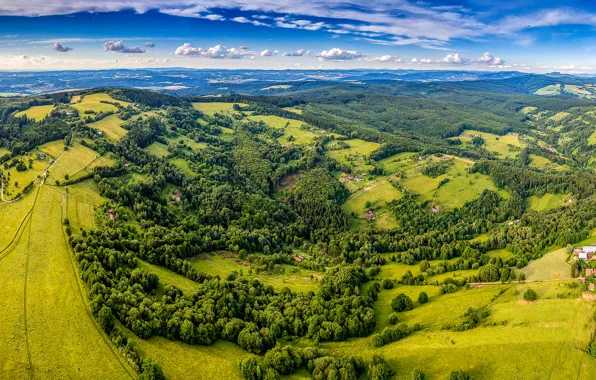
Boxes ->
[388,313,399,325]
[418,292,429,304]
[368,354,393,380]
[450,369,473,380]
[412,368,425,380]
[391,294,414,312]
[523,288,538,301]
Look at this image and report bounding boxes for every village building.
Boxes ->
[586,268,594,277]
[590,283,595,292]
[431,206,440,213]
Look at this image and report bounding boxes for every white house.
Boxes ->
[580,252,589,261]
[583,246,596,253]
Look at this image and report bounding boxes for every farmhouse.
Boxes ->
[574,246,596,261]
[107,209,115,221]
[586,268,594,277]
[431,206,440,213]
[590,283,595,292]
[39,153,47,160]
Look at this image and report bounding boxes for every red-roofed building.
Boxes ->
[587,268,594,277]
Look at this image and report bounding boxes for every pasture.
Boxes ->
[522,248,572,281]
[192,102,247,116]
[145,142,169,158]
[529,154,569,171]
[46,142,100,182]
[15,105,54,120]
[71,93,129,114]
[189,253,320,293]
[342,179,402,216]
[87,114,128,141]
[0,187,132,378]
[248,114,340,145]
[323,280,595,380]
[526,192,569,212]
[3,154,47,198]
[457,130,522,158]
[534,84,562,96]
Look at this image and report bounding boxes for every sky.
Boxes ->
[2,1,596,72]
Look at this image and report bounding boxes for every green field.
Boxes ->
[171,158,195,176]
[189,253,320,292]
[529,154,569,171]
[87,114,128,141]
[145,141,170,158]
[457,130,521,158]
[247,114,341,145]
[385,155,506,210]
[342,178,402,214]
[323,280,595,380]
[0,187,133,378]
[47,142,100,182]
[15,105,54,120]
[3,154,47,198]
[192,102,247,116]
[72,93,130,114]
[522,248,572,281]
[534,84,562,96]
[39,139,66,157]
[527,193,570,212]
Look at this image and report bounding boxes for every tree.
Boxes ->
[240,357,263,380]
[139,357,165,380]
[368,354,393,380]
[391,294,414,312]
[523,288,538,301]
[412,368,425,380]
[450,369,472,380]
[418,292,429,304]
[97,306,114,334]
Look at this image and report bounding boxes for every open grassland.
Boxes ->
[71,93,130,114]
[48,180,105,233]
[138,260,199,295]
[342,179,402,216]
[87,114,128,141]
[39,139,66,157]
[248,114,341,145]
[166,135,208,151]
[0,187,132,378]
[548,111,570,122]
[457,130,521,158]
[15,105,54,120]
[527,192,569,212]
[322,280,596,379]
[3,155,47,198]
[189,253,320,293]
[522,248,572,281]
[520,106,537,114]
[170,158,195,176]
[192,102,247,116]
[47,142,100,182]
[384,154,505,210]
[327,139,381,187]
[130,335,247,380]
[534,84,562,96]
[529,154,569,171]
[283,106,304,114]
[145,141,169,158]
[69,154,114,182]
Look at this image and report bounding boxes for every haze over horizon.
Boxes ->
[1,0,596,73]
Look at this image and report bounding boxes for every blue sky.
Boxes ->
[1,0,596,71]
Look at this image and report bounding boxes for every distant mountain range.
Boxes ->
[0,68,593,97]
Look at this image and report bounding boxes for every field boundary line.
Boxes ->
[23,216,33,377]
[54,189,136,379]
[0,186,40,262]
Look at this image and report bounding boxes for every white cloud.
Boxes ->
[411,58,433,64]
[52,42,72,52]
[317,48,364,61]
[476,52,504,66]
[103,40,145,54]
[365,55,402,63]
[441,53,467,64]
[145,42,156,48]
[282,49,305,57]
[175,43,250,59]
[232,16,251,23]
[260,49,278,57]
[204,14,225,21]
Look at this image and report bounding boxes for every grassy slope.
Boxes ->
[523,248,572,281]
[15,105,54,120]
[0,187,132,378]
[87,114,128,141]
[527,193,570,212]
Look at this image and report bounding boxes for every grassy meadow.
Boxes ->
[15,105,54,120]
[71,93,130,114]
[87,114,128,141]
[527,193,570,212]
[192,102,247,116]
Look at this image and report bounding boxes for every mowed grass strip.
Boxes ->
[87,114,128,141]
[15,105,54,120]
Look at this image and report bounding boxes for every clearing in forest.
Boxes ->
[87,114,128,141]
[15,105,54,120]
[456,130,522,158]
[522,248,572,281]
[526,193,570,212]
[71,93,130,114]
[192,102,247,116]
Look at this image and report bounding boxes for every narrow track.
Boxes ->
[23,216,33,377]
[55,190,136,379]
